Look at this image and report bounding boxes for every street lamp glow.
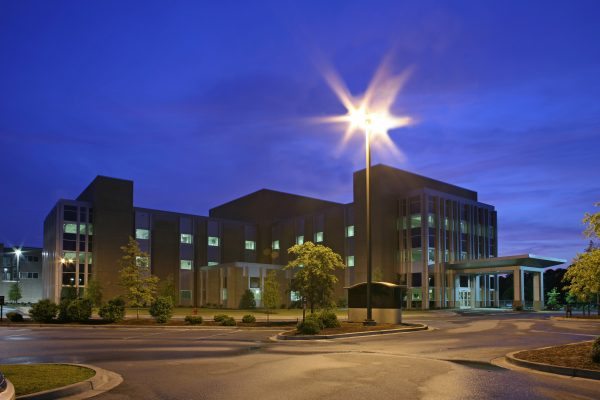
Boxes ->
[14,248,22,257]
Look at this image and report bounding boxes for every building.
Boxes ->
[42,164,564,310]
[1,244,43,303]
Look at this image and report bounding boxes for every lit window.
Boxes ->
[346,225,354,237]
[346,255,355,267]
[290,291,301,301]
[221,288,228,301]
[136,229,150,240]
[410,214,421,228]
[245,240,256,250]
[272,240,280,250]
[63,223,77,234]
[180,260,192,270]
[207,261,219,266]
[208,236,220,247]
[181,234,193,244]
[296,235,304,245]
[87,223,93,235]
[78,224,87,235]
[460,221,468,234]
[428,214,435,228]
[315,231,324,243]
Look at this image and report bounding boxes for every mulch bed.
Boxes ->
[283,322,405,336]
[514,341,600,371]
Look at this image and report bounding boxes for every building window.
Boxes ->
[250,277,261,288]
[136,229,150,240]
[20,272,39,279]
[207,261,219,266]
[63,205,77,221]
[135,256,149,267]
[208,236,220,247]
[180,290,192,300]
[296,235,304,245]
[221,288,228,301]
[346,225,354,237]
[180,260,193,270]
[410,214,421,228]
[63,223,77,234]
[245,240,256,250]
[314,231,324,243]
[346,255,355,267]
[290,291,301,301]
[272,240,280,250]
[181,234,193,244]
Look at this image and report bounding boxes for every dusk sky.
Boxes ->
[1,0,599,265]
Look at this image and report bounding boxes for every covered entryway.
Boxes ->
[447,254,565,310]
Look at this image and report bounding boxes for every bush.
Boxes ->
[184,315,203,325]
[239,289,256,309]
[318,310,341,328]
[214,314,229,322]
[221,316,236,326]
[592,337,600,363]
[149,296,174,323]
[297,314,321,335]
[6,312,24,322]
[336,298,348,308]
[64,299,93,322]
[99,297,126,323]
[29,299,59,323]
[242,314,256,323]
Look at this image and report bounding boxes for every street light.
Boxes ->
[13,248,22,282]
[318,61,413,325]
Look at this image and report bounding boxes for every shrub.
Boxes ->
[221,316,236,326]
[149,296,174,323]
[29,299,59,323]
[297,314,321,335]
[214,314,229,322]
[239,289,256,309]
[99,297,126,323]
[64,299,93,322]
[242,314,256,323]
[592,337,600,363]
[336,297,348,308]
[184,315,203,325]
[318,310,341,328]
[6,312,24,322]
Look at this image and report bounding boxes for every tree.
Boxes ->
[263,270,281,322]
[118,236,159,319]
[8,282,22,304]
[546,287,561,310]
[284,241,346,314]
[159,274,177,305]
[149,296,174,323]
[239,289,256,309]
[564,203,600,315]
[85,278,103,308]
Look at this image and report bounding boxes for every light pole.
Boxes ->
[364,118,375,325]
[14,248,22,282]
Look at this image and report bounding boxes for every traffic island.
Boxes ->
[506,341,600,380]
[0,363,122,399]
[276,322,428,340]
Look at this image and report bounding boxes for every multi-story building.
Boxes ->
[42,164,563,310]
[1,244,43,303]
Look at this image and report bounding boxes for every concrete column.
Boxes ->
[483,275,489,307]
[533,271,544,311]
[513,267,524,309]
[470,275,477,308]
[494,274,500,307]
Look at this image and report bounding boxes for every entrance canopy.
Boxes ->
[447,254,565,273]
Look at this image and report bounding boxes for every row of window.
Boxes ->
[136,229,257,250]
[19,272,39,279]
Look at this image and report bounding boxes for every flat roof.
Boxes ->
[447,254,566,270]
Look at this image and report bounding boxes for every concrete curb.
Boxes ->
[275,323,428,340]
[505,350,600,380]
[18,364,123,400]
[0,379,15,400]
[0,323,295,330]
[550,316,600,322]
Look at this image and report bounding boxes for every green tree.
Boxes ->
[8,282,22,304]
[546,287,561,310]
[564,203,600,315]
[239,289,256,309]
[85,278,103,308]
[118,237,159,319]
[263,270,281,322]
[159,274,177,304]
[149,296,174,323]
[284,241,346,314]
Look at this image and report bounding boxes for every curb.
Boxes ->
[505,351,600,380]
[0,323,296,330]
[550,317,600,322]
[18,364,122,400]
[275,323,428,340]
[0,379,15,400]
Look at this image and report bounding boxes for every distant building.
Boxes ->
[0,244,43,303]
[42,164,564,310]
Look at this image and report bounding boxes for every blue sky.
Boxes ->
[1,0,599,264]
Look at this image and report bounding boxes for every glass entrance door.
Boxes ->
[458,290,471,309]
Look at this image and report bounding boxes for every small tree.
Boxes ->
[239,289,256,309]
[284,242,346,314]
[8,282,22,304]
[546,287,561,310]
[119,237,159,319]
[149,296,174,323]
[159,274,177,304]
[85,278,103,308]
[263,270,281,322]
[564,203,600,315]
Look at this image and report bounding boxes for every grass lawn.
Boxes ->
[123,307,348,320]
[0,364,95,396]
[514,341,600,371]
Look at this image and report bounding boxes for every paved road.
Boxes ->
[1,311,598,399]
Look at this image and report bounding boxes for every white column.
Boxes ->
[513,267,524,309]
[470,275,477,308]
